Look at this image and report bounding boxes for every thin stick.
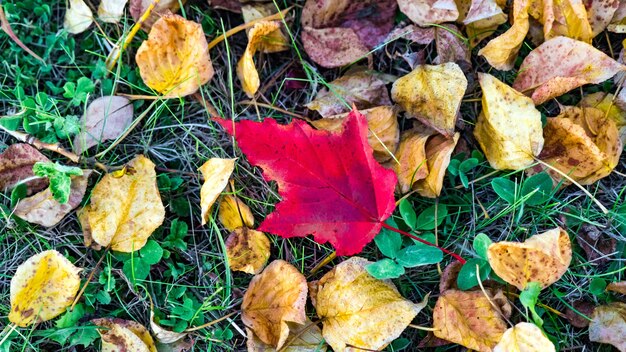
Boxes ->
[309,251,337,276]
[0,1,44,64]
[408,324,438,332]
[185,311,237,332]
[70,248,110,311]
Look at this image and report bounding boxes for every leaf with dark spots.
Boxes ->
[0,143,50,195]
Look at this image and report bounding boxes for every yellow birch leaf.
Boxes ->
[589,302,626,352]
[98,0,129,23]
[397,0,459,26]
[474,73,544,170]
[218,195,255,232]
[391,63,467,137]
[93,318,157,352]
[63,0,93,34]
[9,250,81,327]
[79,155,165,252]
[494,322,556,352]
[247,319,328,352]
[579,92,626,143]
[314,257,426,352]
[533,0,593,43]
[198,158,236,226]
[241,4,289,53]
[226,228,271,274]
[487,227,572,290]
[237,21,282,98]
[392,129,432,193]
[136,14,214,97]
[415,132,460,198]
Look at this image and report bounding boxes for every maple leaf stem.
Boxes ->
[380,222,466,264]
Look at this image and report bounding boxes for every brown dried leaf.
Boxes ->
[494,322,556,352]
[199,158,236,226]
[130,0,185,30]
[247,319,327,352]
[414,133,460,198]
[387,24,435,45]
[73,96,133,154]
[576,224,617,265]
[0,143,49,194]
[226,228,270,274]
[218,195,255,232]
[589,302,626,351]
[608,0,626,32]
[439,260,464,293]
[392,129,432,193]
[607,281,626,295]
[564,300,595,328]
[93,318,157,352]
[463,0,506,25]
[397,0,459,26]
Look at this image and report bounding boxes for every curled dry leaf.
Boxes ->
[528,0,593,42]
[397,0,459,26]
[512,36,625,105]
[14,170,92,227]
[198,158,236,226]
[241,3,289,54]
[387,24,435,45]
[73,96,134,154]
[218,195,255,232]
[301,0,397,68]
[0,143,49,194]
[130,0,185,30]
[9,250,81,327]
[474,73,544,170]
[487,227,572,290]
[150,310,186,344]
[391,62,467,137]
[79,155,165,252]
[494,322,556,352]
[136,14,214,97]
[564,300,595,328]
[63,0,93,34]
[392,129,432,193]
[589,302,626,351]
[579,92,626,143]
[247,320,327,352]
[93,318,157,352]
[607,281,626,295]
[314,257,426,352]
[242,260,308,349]
[226,227,270,274]
[98,0,129,23]
[415,132,460,198]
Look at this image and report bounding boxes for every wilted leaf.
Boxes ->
[98,0,128,23]
[391,62,467,137]
[9,250,81,327]
[226,227,270,274]
[589,302,626,351]
[0,143,50,194]
[241,3,289,53]
[247,320,327,352]
[397,0,459,26]
[314,257,426,352]
[150,310,186,344]
[579,92,626,143]
[392,129,432,193]
[93,318,157,352]
[73,96,134,154]
[218,195,255,232]
[242,260,308,349]
[136,14,214,97]
[198,158,236,226]
[585,0,620,36]
[487,227,572,290]
[79,155,165,252]
[439,260,464,292]
[414,133,460,198]
[513,36,625,105]
[63,0,93,34]
[129,0,185,30]
[564,300,595,328]
[576,224,617,265]
[474,73,544,170]
[494,322,555,352]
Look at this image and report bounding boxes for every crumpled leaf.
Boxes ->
[433,289,509,352]
[241,3,289,54]
[218,195,255,232]
[311,106,399,163]
[150,310,186,344]
[607,281,626,295]
[391,62,467,137]
[392,129,432,193]
[63,0,93,34]
[130,0,185,30]
[73,96,134,154]
[198,158,236,226]
[242,260,308,349]
[528,0,593,42]
[313,257,426,352]
[301,0,397,68]
[247,319,327,352]
[474,73,544,170]
[397,0,459,26]
[579,92,626,143]
[487,227,572,290]
[93,318,157,352]
[9,250,81,327]
[387,24,435,45]
[136,14,214,97]
[494,322,556,352]
[98,0,129,23]
[589,302,626,351]
[79,155,165,252]
[14,170,92,227]
[0,143,49,194]
[415,132,460,198]
[585,0,620,36]
[512,36,626,105]
[226,227,270,274]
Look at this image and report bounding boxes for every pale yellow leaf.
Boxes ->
[494,322,556,352]
[589,302,626,352]
[578,92,626,143]
[247,319,328,352]
[415,132,460,198]
[150,310,186,344]
[586,0,620,36]
[198,158,236,225]
[241,4,289,53]
[226,228,270,274]
[218,195,255,232]
[93,318,157,352]
[63,0,93,34]
[398,0,459,26]
[98,0,129,23]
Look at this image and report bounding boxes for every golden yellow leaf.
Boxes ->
[241,4,289,53]
[247,319,328,352]
[198,158,236,226]
[9,250,81,327]
[579,92,626,143]
[433,289,508,352]
[474,73,544,170]
[150,310,186,344]
[392,129,432,193]
[391,63,467,137]
[529,0,593,42]
[494,322,556,352]
[63,0,93,34]
[589,302,626,351]
[487,227,572,290]
[242,260,308,349]
[98,0,128,23]
[314,257,426,352]
[414,132,460,198]
[218,195,255,232]
[226,228,271,274]
[136,14,214,97]
[397,0,459,26]
[93,318,157,352]
[237,21,283,98]
[79,155,165,252]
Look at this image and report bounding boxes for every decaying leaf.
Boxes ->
[585,0,620,36]
[73,96,134,154]
[130,0,185,30]
[136,14,214,97]
[397,0,459,26]
[564,300,595,328]
[98,0,129,23]
[607,281,626,295]
[589,302,626,351]
[198,158,236,226]
[433,289,509,352]
[14,170,92,227]
[241,3,289,54]
[150,310,186,344]
[391,62,467,137]
[63,0,93,34]
[93,318,157,352]
[242,260,308,349]
[387,24,435,45]
[226,227,270,274]
[576,224,617,265]
[414,132,460,198]
[487,227,572,290]
[9,250,81,327]
[79,155,165,252]
[0,143,49,194]
[494,322,556,352]
[513,36,625,105]
[247,320,327,352]
[474,73,544,170]
[218,195,255,232]
[314,257,426,352]
[301,0,397,67]
[608,1,626,32]
[434,24,471,65]
[463,0,506,25]
[579,92,626,142]
[392,129,432,193]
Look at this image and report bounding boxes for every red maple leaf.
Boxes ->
[215,110,397,255]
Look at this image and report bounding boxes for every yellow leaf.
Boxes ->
[414,132,460,198]
[9,250,81,327]
[392,129,432,193]
[218,195,255,232]
[579,92,626,143]
[237,21,282,98]
[474,73,544,170]
[433,289,509,352]
[589,302,626,351]
[226,228,271,274]
[242,260,308,349]
[93,318,157,352]
[391,63,467,137]
[98,0,128,23]
[63,0,93,34]
[314,257,426,352]
[241,4,289,53]
[529,0,593,42]
[247,319,328,352]
[397,0,459,26]
[487,227,572,290]
[136,14,214,97]
[150,310,186,344]
[79,155,165,252]
[494,322,556,352]
[198,158,236,225]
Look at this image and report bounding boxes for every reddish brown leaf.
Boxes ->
[564,300,595,328]
[576,224,617,265]
[0,144,50,195]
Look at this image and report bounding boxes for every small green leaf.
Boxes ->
[55,304,85,329]
[589,278,607,296]
[448,159,460,176]
[520,282,543,327]
[10,183,27,208]
[374,218,402,258]
[390,337,411,351]
[140,240,163,265]
[459,172,469,188]
[63,77,95,106]
[459,158,479,173]
[123,257,150,283]
[457,258,491,290]
[415,204,448,230]
[53,115,80,139]
[473,233,492,260]
[365,259,405,279]
[399,200,417,229]
[491,177,516,204]
[395,244,443,267]
[521,172,553,206]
